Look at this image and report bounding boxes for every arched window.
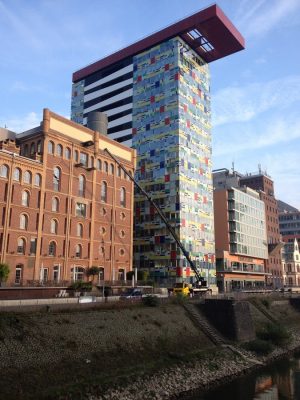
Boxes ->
[77,223,83,237]
[24,144,29,157]
[117,166,121,177]
[30,142,35,155]
[53,167,61,191]
[110,164,114,175]
[78,175,86,197]
[101,181,107,202]
[48,241,56,256]
[34,173,41,187]
[120,187,126,207]
[97,159,102,170]
[37,140,42,153]
[52,197,59,212]
[0,164,9,178]
[71,266,85,281]
[50,219,58,234]
[21,190,30,207]
[19,214,28,230]
[65,147,71,160]
[75,244,82,258]
[74,150,79,162]
[56,144,63,157]
[48,141,54,154]
[23,170,32,184]
[17,238,25,254]
[99,246,105,256]
[104,161,108,173]
[13,168,21,181]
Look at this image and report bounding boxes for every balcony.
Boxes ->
[217,261,264,274]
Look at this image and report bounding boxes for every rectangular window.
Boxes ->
[42,268,48,282]
[2,207,5,225]
[30,238,37,255]
[15,266,22,284]
[76,203,86,217]
[53,265,60,282]
[80,152,88,167]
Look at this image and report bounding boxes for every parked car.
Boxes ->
[279,287,292,293]
[119,288,143,300]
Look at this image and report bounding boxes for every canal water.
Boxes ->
[186,351,300,400]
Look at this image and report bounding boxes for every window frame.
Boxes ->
[19,214,28,230]
[0,164,9,178]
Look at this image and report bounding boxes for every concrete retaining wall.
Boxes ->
[201,299,255,341]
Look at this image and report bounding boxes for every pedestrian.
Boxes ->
[104,287,109,303]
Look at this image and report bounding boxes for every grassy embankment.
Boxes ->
[0,300,214,399]
[0,295,300,399]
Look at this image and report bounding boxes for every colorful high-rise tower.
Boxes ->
[71,5,245,283]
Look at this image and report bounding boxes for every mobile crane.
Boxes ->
[104,148,211,297]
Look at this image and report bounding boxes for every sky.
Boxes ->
[0,0,299,208]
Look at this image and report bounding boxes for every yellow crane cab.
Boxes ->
[173,282,191,296]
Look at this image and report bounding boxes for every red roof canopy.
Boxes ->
[73,4,244,82]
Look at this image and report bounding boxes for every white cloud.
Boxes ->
[212,75,300,126]
[235,0,267,23]
[262,151,300,208]
[255,57,267,64]
[214,147,300,209]
[213,115,300,157]
[237,0,300,38]
[9,81,48,94]
[0,1,42,49]
[0,112,41,133]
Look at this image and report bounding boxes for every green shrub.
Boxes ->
[69,281,92,292]
[86,266,100,281]
[257,322,290,345]
[0,263,10,285]
[126,270,150,281]
[243,339,274,355]
[142,295,160,307]
[171,292,188,305]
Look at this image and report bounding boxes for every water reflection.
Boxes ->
[187,352,300,400]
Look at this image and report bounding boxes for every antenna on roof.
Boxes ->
[258,163,261,174]
[231,161,235,173]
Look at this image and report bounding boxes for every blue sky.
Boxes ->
[0,0,299,208]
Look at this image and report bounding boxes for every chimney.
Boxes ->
[87,112,108,136]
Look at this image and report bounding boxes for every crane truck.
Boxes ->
[104,148,212,297]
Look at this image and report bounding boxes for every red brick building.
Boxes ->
[0,109,136,286]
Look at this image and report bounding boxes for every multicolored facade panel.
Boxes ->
[132,37,215,282]
[71,80,85,125]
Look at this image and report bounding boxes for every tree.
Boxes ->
[0,263,10,286]
[86,266,100,282]
[126,270,149,282]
